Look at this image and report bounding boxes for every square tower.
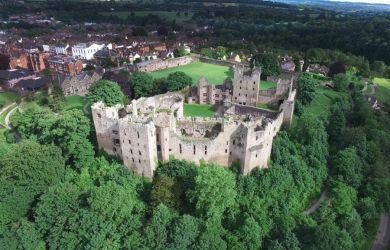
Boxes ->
[232,65,261,106]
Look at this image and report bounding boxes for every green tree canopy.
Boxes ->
[297,73,319,105]
[166,71,193,92]
[86,80,124,106]
[130,72,155,98]
[254,53,281,77]
[192,165,237,220]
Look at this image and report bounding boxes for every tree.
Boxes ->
[371,61,386,76]
[144,204,175,249]
[166,71,193,91]
[333,73,349,92]
[310,222,353,250]
[48,84,65,112]
[297,73,318,105]
[86,80,124,106]
[327,105,346,146]
[0,140,65,187]
[0,141,65,226]
[150,175,183,210]
[332,147,363,188]
[174,46,187,57]
[215,46,227,60]
[168,215,200,249]
[0,219,45,250]
[130,72,155,98]
[191,165,236,220]
[331,181,357,215]
[254,53,281,77]
[328,61,346,77]
[200,48,215,59]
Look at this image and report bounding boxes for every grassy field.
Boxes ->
[149,62,232,85]
[0,92,21,109]
[304,87,348,119]
[260,80,277,90]
[184,104,216,117]
[101,11,193,23]
[64,96,87,111]
[373,78,390,107]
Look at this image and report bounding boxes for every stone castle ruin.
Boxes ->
[92,64,296,177]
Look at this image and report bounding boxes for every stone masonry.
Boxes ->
[92,62,296,177]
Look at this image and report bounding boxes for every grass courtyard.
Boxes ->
[184,104,216,117]
[373,78,390,107]
[260,80,277,90]
[149,62,232,85]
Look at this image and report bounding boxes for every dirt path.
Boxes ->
[4,105,21,142]
[372,214,390,250]
[304,188,328,215]
[0,102,16,117]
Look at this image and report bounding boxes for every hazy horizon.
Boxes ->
[329,0,390,4]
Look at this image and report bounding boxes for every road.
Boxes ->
[372,214,390,250]
[304,188,328,215]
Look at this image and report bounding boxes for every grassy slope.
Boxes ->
[260,80,277,90]
[373,78,390,107]
[0,92,21,108]
[184,104,216,117]
[304,87,348,119]
[149,62,232,85]
[64,95,87,111]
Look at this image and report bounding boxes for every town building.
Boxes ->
[59,68,103,96]
[72,43,105,60]
[0,68,35,88]
[47,55,83,76]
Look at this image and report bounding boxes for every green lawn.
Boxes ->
[373,78,390,107]
[64,95,87,111]
[101,11,193,23]
[260,80,277,90]
[149,62,232,85]
[0,92,20,109]
[184,104,216,117]
[304,87,348,119]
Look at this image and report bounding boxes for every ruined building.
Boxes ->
[92,65,296,177]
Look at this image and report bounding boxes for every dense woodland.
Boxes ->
[0,68,390,249]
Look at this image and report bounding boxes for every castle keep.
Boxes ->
[92,65,296,177]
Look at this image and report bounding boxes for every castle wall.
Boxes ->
[133,56,193,72]
[91,103,122,158]
[91,85,294,178]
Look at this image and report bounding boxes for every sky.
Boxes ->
[330,0,390,4]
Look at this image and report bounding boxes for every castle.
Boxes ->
[92,65,296,177]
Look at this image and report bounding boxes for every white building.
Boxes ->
[71,43,105,60]
[55,44,69,55]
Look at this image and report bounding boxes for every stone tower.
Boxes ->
[232,65,261,106]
